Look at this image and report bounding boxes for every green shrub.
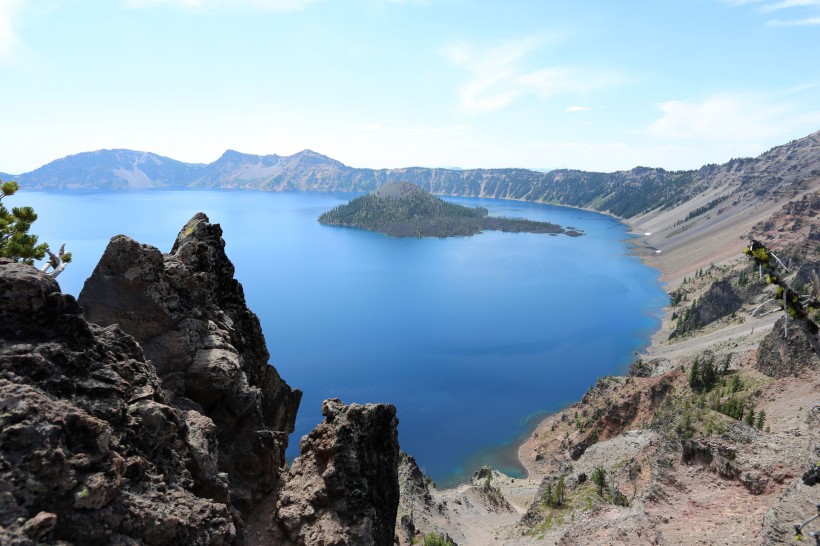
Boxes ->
[423,532,455,546]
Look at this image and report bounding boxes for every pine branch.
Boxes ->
[744,240,820,357]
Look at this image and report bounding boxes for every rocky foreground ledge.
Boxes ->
[0,213,400,545]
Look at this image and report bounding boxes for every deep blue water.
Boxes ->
[20,190,666,486]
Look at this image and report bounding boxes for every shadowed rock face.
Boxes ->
[247,398,400,546]
[671,279,742,338]
[0,259,237,545]
[78,213,302,514]
[756,316,818,378]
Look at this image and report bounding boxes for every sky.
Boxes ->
[1,0,819,174]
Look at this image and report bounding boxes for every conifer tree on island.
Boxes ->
[0,179,71,277]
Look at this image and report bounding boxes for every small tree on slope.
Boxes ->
[0,180,71,277]
[745,240,819,358]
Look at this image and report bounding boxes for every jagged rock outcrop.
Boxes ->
[670,279,742,338]
[559,377,655,461]
[246,398,400,546]
[471,467,514,512]
[78,213,302,514]
[628,357,673,378]
[395,451,519,546]
[756,316,818,377]
[753,190,820,248]
[0,260,237,544]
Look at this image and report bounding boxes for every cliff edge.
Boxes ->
[0,259,240,544]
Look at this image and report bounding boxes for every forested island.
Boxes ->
[318,182,583,238]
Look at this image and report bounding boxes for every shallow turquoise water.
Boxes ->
[21,190,666,486]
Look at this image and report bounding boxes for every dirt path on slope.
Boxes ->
[644,313,779,362]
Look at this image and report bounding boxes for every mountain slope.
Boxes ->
[16,149,203,189]
[631,132,820,285]
[187,149,351,189]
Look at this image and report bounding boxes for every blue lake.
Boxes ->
[21,190,666,486]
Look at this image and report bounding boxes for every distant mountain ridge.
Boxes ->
[8,130,820,221]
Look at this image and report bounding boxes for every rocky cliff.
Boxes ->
[246,398,400,546]
[0,259,239,544]
[756,316,818,378]
[77,213,302,514]
[670,278,743,338]
[0,214,402,545]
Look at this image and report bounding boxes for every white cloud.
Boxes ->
[125,0,322,11]
[722,0,765,5]
[767,15,820,23]
[563,105,591,112]
[0,0,24,62]
[760,0,820,12]
[645,92,820,144]
[724,0,820,24]
[405,124,471,135]
[443,36,619,113]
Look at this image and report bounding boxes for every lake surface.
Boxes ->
[21,189,666,486]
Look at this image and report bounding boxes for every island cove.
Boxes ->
[318,182,583,238]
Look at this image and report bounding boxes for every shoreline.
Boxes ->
[458,211,672,487]
[509,212,677,482]
[435,409,553,489]
[421,198,674,489]
[509,196,796,482]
